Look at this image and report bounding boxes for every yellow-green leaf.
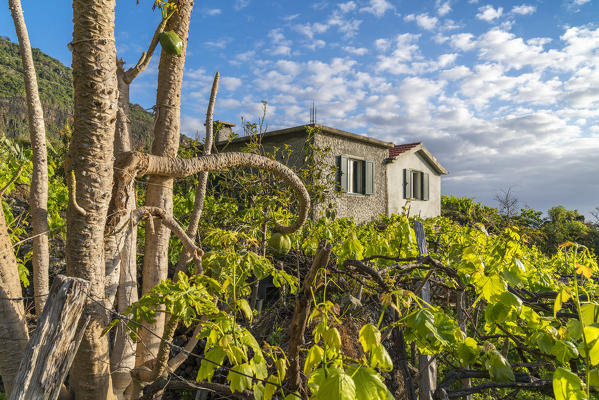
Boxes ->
[554,289,571,318]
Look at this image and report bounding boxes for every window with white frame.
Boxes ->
[403,169,429,200]
[338,155,374,195]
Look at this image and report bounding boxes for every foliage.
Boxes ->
[0,37,153,146]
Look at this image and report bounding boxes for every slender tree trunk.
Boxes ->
[107,63,139,399]
[0,206,29,397]
[67,0,118,398]
[137,0,194,367]
[8,0,49,316]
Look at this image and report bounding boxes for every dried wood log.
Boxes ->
[286,241,332,392]
[9,275,90,400]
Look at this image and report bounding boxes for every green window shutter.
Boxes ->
[365,161,374,195]
[413,171,422,200]
[338,155,348,192]
[403,169,411,199]
[423,172,429,201]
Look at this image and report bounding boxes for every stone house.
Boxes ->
[215,122,448,222]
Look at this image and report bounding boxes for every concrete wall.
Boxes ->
[314,133,389,223]
[218,127,391,223]
[387,150,442,218]
[220,132,308,169]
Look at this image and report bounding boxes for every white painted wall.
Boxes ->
[386,150,442,218]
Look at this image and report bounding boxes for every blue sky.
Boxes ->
[2,0,598,217]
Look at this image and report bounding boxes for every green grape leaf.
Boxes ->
[347,364,394,400]
[554,289,571,318]
[312,367,356,400]
[589,369,599,387]
[227,363,254,393]
[457,337,479,366]
[197,347,226,382]
[371,343,393,372]
[552,367,585,400]
[581,303,599,326]
[536,332,555,355]
[551,340,579,364]
[304,345,324,376]
[237,298,253,322]
[323,327,342,351]
[359,324,381,353]
[565,319,583,341]
[264,375,279,400]
[474,274,506,303]
[275,358,287,381]
[253,382,264,400]
[584,326,599,366]
[484,350,514,383]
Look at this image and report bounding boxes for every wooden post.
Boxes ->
[286,241,332,392]
[457,290,473,400]
[414,220,437,400]
[10,275,90,400]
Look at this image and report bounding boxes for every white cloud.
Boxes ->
[404,13,439,30]
[282,14,300,21]
[439,65,472,80]
[338,1,357,13]
[204,38,230,49]
[573,0,590,4]
[234,0,250,11]
[305,39,326,50]
[436,0,452,16]
[221,77,242,91]
[343,46,368,55]
[203,8,221,16]
[476,5,503,22]
[375,38,391,51]
[376,33,421,75]
[511,4,536,15]
[328,13,362,38]
[294,22,329,39]
[181,116,204,138]
[360,0,393,17]
[450,33,476,51]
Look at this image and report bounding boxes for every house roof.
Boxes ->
[388,142,449,175]
[222,124,395,149]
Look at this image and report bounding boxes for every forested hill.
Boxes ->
[0,36,153,147]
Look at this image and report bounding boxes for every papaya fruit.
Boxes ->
[267,233,292,257]
[159,31,183,56]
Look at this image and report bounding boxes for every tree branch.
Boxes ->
[113,152,311,234]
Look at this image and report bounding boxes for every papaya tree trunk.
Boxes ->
[137,0,193,368]
[0,205,29,397]
[67,0,118,398]
[106,63,139,399]
[8,0,50,316]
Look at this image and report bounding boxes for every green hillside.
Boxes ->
[0,36,153,146]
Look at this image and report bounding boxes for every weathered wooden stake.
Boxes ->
[9,275,90,400]
[414,220,437,400]
[286,241,332,392]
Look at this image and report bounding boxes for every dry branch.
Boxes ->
[9,275,90,400]
[112,151,311,234]
[287,241,332,392]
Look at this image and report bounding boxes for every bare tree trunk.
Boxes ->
[8,0,50,316]
[67,0,118,398]
[9,275,90,400]
[174,72,219,275]
[107,63,139,399]
[137,0,194,368]
[0,205,29,397]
